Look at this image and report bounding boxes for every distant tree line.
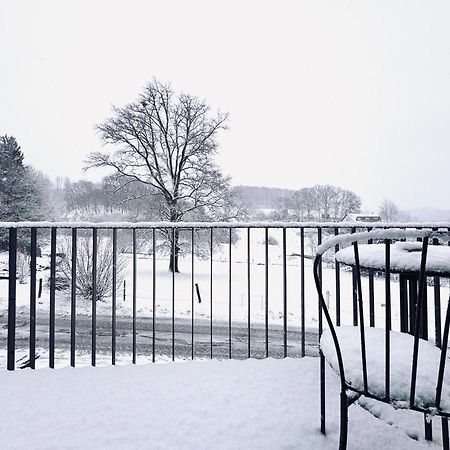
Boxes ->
[243,184,361,222]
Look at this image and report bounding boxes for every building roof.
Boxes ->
[342,213,382,222]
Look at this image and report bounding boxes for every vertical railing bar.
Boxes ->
[210,227,213,359]
[435,295,450,408]
[318,227,323,333]
[443,230,450,450]
[30,228,37,369]
[70,228,77,367]
[247,227,251,359]
[353,242,369,393]
[409,237,429,408]
[49,227,57,369]
[317,227,325,435]
[334,227,341,327]
[399,275,408,332]
[112,228,117,365]
[132,228,137,364]
[367,226,375,328]
[229,228,232,360]
[265,227,269,358]
[432,228,441,348]
[300,227,305,358]
[7,228,17,371]
[191,228,195,360]
[409,277,417,334]
[152,228,156,363]
[351,226,358,326]
[442,418,449,450]
[172,227,175,362]
[415,227,429,340]
[91,227,97,367]
[385,239,391,401]
[283,227,287,358]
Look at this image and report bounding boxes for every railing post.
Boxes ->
[49,227,57,368]
[132,228,137,364]
[152,228,156,363]
[282,227,287,358]
[191,228,195,360]
[7,228,17,371]
[300,227,305,357]
[247,227,251,358]
[432,228,441,348]
[70,228,77,367]
[334,227,341,327]
[210,227,214,359]
[112,228,117,365]
[265,227,270,358]
[91,228,97,367]
[30,227,37,369]
[229,228,232,359]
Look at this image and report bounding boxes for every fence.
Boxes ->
[0,221,449,370]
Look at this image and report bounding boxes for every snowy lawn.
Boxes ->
[0,357,438,449]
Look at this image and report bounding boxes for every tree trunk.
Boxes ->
[169,229,180,273]
[169,249,179,273]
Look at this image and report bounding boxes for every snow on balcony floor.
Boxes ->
[0,357,438,449]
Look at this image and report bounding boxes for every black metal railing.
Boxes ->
[0,221,449,370]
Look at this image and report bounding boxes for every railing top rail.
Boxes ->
[0,221,449,229]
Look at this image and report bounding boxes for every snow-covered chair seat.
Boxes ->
[321,326,450,411]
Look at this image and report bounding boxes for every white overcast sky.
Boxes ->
[1,0,450,211]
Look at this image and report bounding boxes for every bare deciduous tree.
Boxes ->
[379,199,400,222]
[277,185,361,221]
[86,79,243,271]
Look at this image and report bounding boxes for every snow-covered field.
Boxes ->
[0,357,438,449]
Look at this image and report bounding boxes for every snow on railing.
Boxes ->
[0,220,450,229]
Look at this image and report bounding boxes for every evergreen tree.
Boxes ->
[0,135,47,249]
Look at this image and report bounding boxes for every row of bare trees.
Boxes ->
[275,185,361,221]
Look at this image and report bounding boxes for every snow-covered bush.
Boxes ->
[17,252,30,284]
[57,234,127,301]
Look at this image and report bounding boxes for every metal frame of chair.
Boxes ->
[313,229,450,450]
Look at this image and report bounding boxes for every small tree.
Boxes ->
[379,199,400,222]
[58,235,127,301]
[86,79,243,272]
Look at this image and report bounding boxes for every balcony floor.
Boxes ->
[0,357,436,449]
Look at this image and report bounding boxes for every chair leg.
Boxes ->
[424,414,432,441]
[442,418,449,450]
[320,352,326,435]
[339,390,348,450]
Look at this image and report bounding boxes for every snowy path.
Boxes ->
[0,357,435,449]
[0,313,319,368]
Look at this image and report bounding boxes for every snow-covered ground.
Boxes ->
[0,357,438,449]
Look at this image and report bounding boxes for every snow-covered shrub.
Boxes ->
[16,252,30,284]
[57,234,127,301]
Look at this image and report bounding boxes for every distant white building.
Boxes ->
[341,213,382,223]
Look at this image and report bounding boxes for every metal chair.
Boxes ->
[314,228,450,449]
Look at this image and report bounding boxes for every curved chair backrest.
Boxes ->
[314,228,450,410]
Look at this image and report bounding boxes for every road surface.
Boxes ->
[0,311,319,367]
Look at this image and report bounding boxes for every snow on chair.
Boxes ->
[314,228,450,449]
